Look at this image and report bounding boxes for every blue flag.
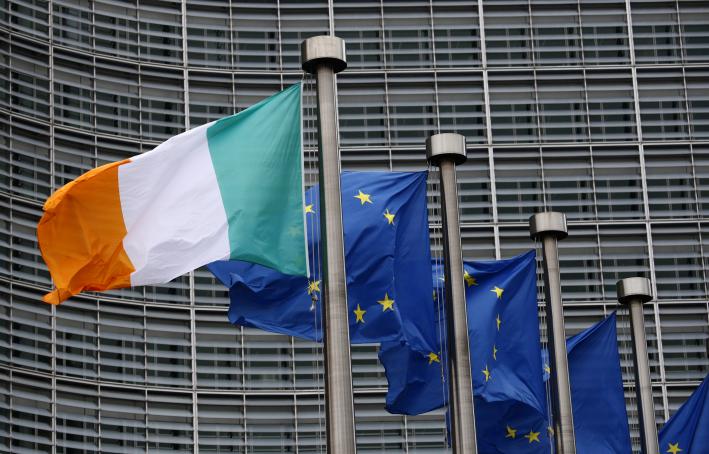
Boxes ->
[567,313,632,454]
[461,250,546,414]
[658,374,709,453]
[208,171,436,353]
[380,251,551,451]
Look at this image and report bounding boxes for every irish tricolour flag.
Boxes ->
[38,84,308,305]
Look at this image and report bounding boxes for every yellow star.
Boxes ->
[427,352,440,364]
[378,293,395,311]
[463,271,477,287]
[491,286,504,299]
[482,365,491,382]
[354,190,373,205]
[307,280,321,295]
[383,208,395,225]
[547,426,554,437]
[496,314,501,331]
[493,345,498,361]
[524,430,541,443]
[544,363,551,374]
[353,304,366,323]
[433,290,437,301]
[304,204,315,214]
[505,425,517,439]
[667,442,682,454]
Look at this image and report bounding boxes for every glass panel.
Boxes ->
[198,395,246,451]
[383,0,433,69]
[536,71,588,142]
[644,145,697,219]
[599,223,650,298]
[338,73,388,148]
[581,0,630,64]
[186,1,232,69]
[542,147,595,220]
[558,224,604,301]
[531,2,582,65]
[631,0,682,64]
[232,1,280,70]
[592,145,645,220]
[386,73,437,146]
[493,147,544,222]
[485,2,533,66]
[457,150,493,223]
[195,311,243,389]
[1,117,52,200]
[679,1,709,62]
[489,71,538,143]
[652,223,704,299]
[432,0,481,67]
[188,71,234,127]
[659,302,709,381]
[686,67,709,140]
[334,2,384,70]
[637,68,689,140]
[95,0,139,58]
[147,392,193,451]
[138,0,183,65]
[436,72,486,144]
[7,37,50,119]
[54,49,96,129]
[586,69,637,141]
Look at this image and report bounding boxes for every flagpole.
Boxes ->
[301,36,356,454]
[529,212,577,454]
[426,133,478,454]
[616,277,660,454]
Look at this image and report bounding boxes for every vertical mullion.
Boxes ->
[477,0,500,259]
[625,0,670,423]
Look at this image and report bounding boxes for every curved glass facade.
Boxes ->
[1,0,709,452]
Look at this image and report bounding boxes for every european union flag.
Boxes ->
[567,312,632,454]
[461,250,546,415]
[380,251,551,451]
[658,374,709,453]
[208,171,437,353]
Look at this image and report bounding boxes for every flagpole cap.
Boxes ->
[529,212,568,240]
[301,36,347,74]
[425,133,467,166]
[616,277,653,305]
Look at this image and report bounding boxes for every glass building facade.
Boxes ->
[1,0,709,452]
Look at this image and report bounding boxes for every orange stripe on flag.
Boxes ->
[38,160,135,304]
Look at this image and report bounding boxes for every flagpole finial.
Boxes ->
[616,277,653,304]
[426,133,467,166]
[529,211,568,240]
[301,36,347,74]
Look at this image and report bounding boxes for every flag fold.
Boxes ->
[208,171,437,353]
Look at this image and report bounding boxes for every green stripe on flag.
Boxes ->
[206,83,307,276]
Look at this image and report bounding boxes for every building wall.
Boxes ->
[1,0,708,452]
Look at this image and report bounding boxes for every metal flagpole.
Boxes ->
[426,133,478,454]
[529,212,576,454]
[300,36,356,454]
[616,277,660,454]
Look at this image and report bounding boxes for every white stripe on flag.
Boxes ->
[118,122,231,286]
